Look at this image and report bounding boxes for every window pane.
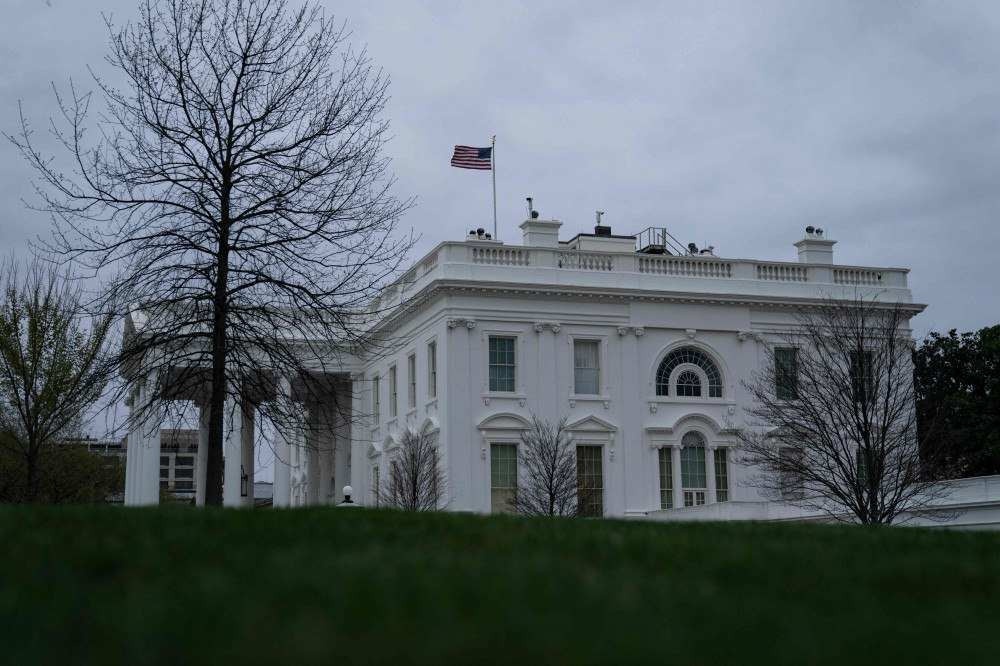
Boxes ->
[428,342,437,397]
[655,347,723,397]
[372,376,380,422]
[850,350,874,403]
[576,446,604,517]
[389,366,397,416]
[675,370,702,397]
[714,448,728,502]
[407,354,416,408]
[658,448,673,509]
[490,443,517,513]
[573,340,600,394]
[775,348,798,400]
[681,432,707,489]
[489,337,516,392]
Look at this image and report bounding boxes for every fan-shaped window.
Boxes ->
[655,347,723,397]
[675,370,702,397]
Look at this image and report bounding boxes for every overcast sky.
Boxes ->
[3,0,999,341]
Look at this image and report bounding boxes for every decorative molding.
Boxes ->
[649,402,658,414]
[533,321,561,334]
[634,326,645,337]
[737,330,767,344]
[447,318,477,330]
[685,328,697,339]
[616,326,645,337]
[616,326,629,336]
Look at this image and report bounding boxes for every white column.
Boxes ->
[222,396,243,507]
[333,405,351,504]
[195,403,209,506]
[241,403,255,507]
[671,445,683,509]
[273,377,292,508]
[124,396,138,506]
[139,376,162,506]
[706,445,717,503]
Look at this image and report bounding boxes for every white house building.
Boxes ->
[121,213,1000,527]
[353,217,919,517]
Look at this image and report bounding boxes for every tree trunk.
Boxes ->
[204,213,231,506]
[25,447,40,503]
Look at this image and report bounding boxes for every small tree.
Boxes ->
[381,428,443,511]
[510,416,584,517]
[0,259,115,502]
[738,294,951,525]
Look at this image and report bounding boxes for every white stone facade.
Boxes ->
[352,220,920,518]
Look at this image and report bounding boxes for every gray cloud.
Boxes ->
[2,0,999,335]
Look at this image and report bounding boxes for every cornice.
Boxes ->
[370,278,926,337]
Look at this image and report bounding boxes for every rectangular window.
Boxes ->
[850,350,874,403]
[774,347,798,400]
[658,448,673,509]
[714,449,729,502]
[779,447,804,500]
[372,375,380,423]
[427,341,437,398]
[407,353,417,409]
[573,339,601,395]
[488,336,516,393]
[490,443,517,513]
[389,365,398,417]
[576,445,604,517]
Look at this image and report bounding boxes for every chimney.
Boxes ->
[794,226,836,264]
[519,218,562,247]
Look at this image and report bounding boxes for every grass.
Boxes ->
[1,506,999,665]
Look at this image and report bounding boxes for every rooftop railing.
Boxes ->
[373,241,911,310]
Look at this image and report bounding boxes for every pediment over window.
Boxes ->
[419,416,440,436]
[565,414,618,434]
[645,412,736,437]
[476,412,531,432]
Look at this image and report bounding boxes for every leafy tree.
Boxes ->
[0,260,115,502]
[913,326,1000,478]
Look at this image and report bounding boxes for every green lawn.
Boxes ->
[2,506,998,665]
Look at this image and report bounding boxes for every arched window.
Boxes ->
[655,347,723,397]
[680,431,707,506]
[675,370,702,397]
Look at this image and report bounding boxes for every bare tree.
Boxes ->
[380,428,443,511]
[8,0,413,504]
[508,416,589,517]
[0,258,115,502]
[737,294,952,525]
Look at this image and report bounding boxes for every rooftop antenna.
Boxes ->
[596,210,605,225]
[526,197,534,218]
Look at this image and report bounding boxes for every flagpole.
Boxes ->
[491,135,497,240]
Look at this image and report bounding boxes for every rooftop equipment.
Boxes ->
[636,227,690,255]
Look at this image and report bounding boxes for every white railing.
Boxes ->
[558,252,614,271]
[834,268,882,286]
[637,256,733,278]
[756,263,808,282]
[471,246,530,266]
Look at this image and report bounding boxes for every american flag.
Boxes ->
[450,145,493,170]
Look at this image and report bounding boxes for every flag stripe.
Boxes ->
[451,145,492,170]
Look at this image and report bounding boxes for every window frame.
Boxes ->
[407,352,417,410]
[576,444,605,517]
[487,335,518,394]
[427,340,437,399]
[490,442,518,514]
[654,346,724,399]
[680,431,708,507]
[774,347,799,400]
[388,364,398,418]
[572,338,602,396]
[658,447,673,509]
[714,448,729,502]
